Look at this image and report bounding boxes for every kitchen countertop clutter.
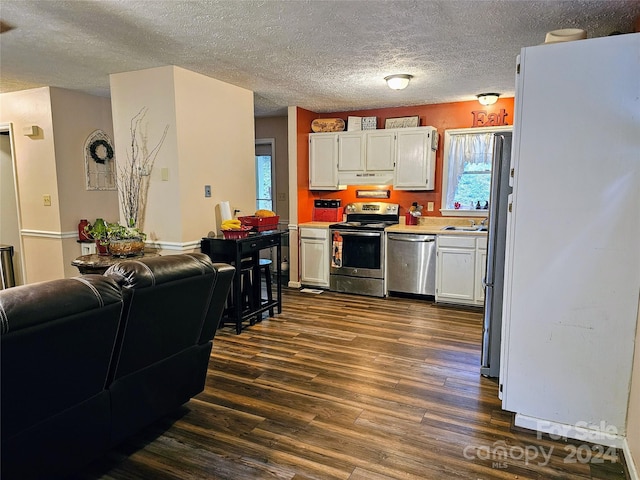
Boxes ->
[299,216,488,234]
[386,216,488,235]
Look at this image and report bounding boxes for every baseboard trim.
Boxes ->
[623,439,639,480]
[146,240,200,252]
[514,413,625,448]
[22,229,76,239]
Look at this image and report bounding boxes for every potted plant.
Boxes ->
[105,222,146,257]
[85,109,168,258]
[116,107,169,232]
[84,218,110,255]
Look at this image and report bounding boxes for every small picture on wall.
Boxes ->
[84,130,116,191]
[384,115,420,128]
[384,116,420,129]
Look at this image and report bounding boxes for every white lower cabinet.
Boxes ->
[436,235,486,306]
[299,227,330,288]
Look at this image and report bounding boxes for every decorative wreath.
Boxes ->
[89,139,114,164]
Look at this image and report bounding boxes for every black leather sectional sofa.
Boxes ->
[0,253,234,479]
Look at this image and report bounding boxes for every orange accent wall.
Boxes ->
[296,99,514,221]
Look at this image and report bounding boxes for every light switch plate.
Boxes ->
[427,201,434,212]
[43,194,51,206]
[204,185,211,197]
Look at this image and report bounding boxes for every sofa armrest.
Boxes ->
[195,260,235,343]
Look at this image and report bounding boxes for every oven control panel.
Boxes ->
[344,202,399,215]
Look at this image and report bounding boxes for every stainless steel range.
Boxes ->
[329,202,400,297]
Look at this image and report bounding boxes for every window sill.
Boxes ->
[440,209,489,217]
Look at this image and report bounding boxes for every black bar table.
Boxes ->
[200,230,284,334]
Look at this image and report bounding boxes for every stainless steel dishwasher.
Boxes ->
[387,233,437,296]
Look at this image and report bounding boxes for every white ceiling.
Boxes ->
[1,1,638,117]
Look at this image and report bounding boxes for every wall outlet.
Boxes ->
[204,185,211,197]
[427,201,434,212]
[278,192,286,201]
[43,194,51,206]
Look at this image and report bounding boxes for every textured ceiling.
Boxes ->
[1,1,638,116]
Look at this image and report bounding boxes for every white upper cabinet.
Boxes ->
[393,126,437,190]
[309,126,437,189]
[309,133,339,190]
[364,130,396,171]
[337,132,366,171]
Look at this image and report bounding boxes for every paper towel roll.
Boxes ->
[219,201,232,221]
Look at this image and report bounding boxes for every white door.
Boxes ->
[501,34,640,435]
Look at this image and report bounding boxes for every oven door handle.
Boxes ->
[334,231,382,237]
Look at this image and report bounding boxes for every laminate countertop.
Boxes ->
[299,218,488,236]
[298,222,335,229]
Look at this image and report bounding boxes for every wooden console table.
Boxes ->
[71,250,160,275]
[200,230,285,334]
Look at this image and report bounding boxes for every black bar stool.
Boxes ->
[223,259,255,323]
[223,258,273,327]
[258,258,274,317]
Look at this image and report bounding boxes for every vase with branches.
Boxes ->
[117,107,169,231]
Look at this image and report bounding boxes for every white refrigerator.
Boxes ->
[500,33,640,444]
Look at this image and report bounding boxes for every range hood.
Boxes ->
[337,171,394,187]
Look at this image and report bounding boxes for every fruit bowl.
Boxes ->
[238,215,280,232]
[221,226,252,239]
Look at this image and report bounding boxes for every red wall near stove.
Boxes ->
[296,98,514,223]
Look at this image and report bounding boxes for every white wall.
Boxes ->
[110,66,255,251]
[110,66,180,245]
[0,87,64,281]
[173,66,255,242]
[0,87,119,281]
[49,87,119,277]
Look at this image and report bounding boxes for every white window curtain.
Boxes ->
[445,132,495,209]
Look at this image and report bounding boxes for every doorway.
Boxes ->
[255,138,275,212]
[0,123,25,285]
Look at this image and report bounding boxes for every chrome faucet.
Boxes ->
[480,218,488,226]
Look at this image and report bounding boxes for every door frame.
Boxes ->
[0,122,26,285]
[255,138,276,212]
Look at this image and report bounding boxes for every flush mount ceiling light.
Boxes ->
[476,93,501,106]
[384,74,413,90]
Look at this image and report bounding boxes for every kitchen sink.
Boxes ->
[441,225,487,232]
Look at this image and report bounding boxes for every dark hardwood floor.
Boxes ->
[72,288,626,480]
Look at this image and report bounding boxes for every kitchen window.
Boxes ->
[255,139,275,211]
[441,126,512,216]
